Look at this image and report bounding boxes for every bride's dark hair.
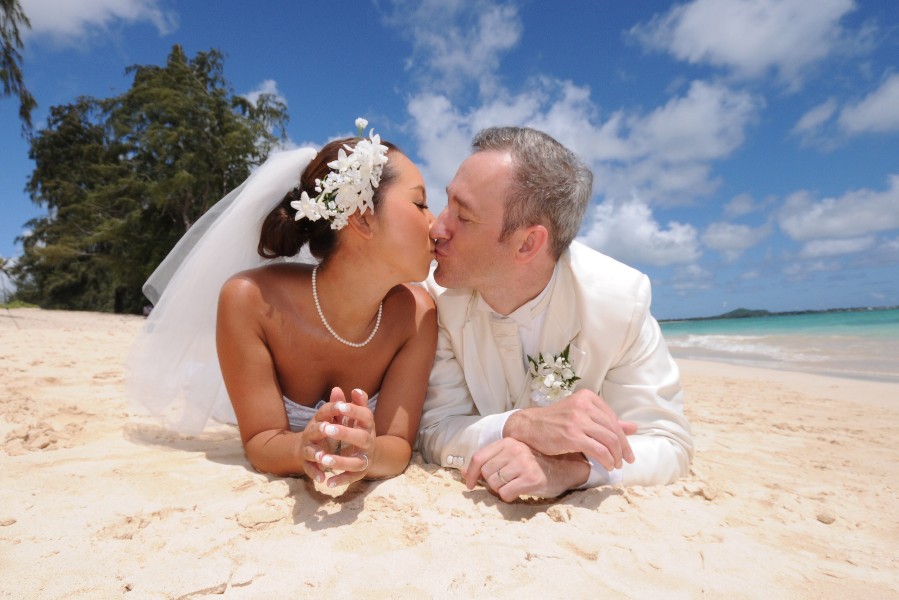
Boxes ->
[258,137,399,260]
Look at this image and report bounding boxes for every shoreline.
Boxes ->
[2,308,898,597]
[660,304,899,323]
[672,352,899,386]
[676,358,899,410]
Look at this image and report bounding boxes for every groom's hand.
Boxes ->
[503,390,637,471]
[464,438,590,501]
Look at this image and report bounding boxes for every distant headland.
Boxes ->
[661,305,899,323]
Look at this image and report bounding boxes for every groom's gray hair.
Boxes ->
[472,126,592,259]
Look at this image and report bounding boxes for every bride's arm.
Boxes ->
[365,284,437,478]
[216,274,310,476]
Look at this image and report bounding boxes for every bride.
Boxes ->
[127,119,437,489]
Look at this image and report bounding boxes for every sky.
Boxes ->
[2,0,898,319]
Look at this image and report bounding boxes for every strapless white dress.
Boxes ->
[282,393,379,432]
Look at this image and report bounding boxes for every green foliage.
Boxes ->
[1,299,37,309]
[716,308,772,319]
[11,45,289,313]
[1,0,36,131]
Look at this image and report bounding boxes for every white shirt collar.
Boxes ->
[476,263,558,330]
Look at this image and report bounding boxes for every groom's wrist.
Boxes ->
[549,453,591,492]
[501,408,528,442]
[568,453,592,489]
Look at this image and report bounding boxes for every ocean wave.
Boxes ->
[665,334,826,363]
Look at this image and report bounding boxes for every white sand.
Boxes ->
[1,308,897,598]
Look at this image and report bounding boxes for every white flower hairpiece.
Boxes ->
[527,344,581,407]
[290,118,390,230]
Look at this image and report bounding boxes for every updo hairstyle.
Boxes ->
[258,137,398,261]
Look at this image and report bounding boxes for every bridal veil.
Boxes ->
[126,147,317,433]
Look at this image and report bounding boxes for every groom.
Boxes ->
[418,126,693,501]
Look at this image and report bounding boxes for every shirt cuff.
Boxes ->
[579,457,623,489]
[476,409,519,449]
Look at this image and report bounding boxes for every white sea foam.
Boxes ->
[660,309,899,381]
[667,334,826,363]
[664,332,899,382]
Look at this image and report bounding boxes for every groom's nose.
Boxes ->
[430,210,450,241]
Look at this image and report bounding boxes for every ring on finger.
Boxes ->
[354,452,370,472]
[496,470,509,484]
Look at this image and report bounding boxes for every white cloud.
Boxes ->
[724,193,760,217]
[406,93,483,215]
[391,2,763,215]
[702,221,771,261]
[799,236,875,258]
[779,175,899,241]
[631,0,857,88]
[791,75,899,147]
[577,200,700,267]
[623,80,761,162]
[408,78,761,214]
[838,73,899,134]
[21,0,177,43]
[670,264,714,292]
[243,79,286,108]
[385,0,522,97]
[792,98,838,145]
[783,260,840,278]
[873,237,899,264]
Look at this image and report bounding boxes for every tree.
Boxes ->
[1,0,36,131]
[12,45,289,313]
[13,98,131,310]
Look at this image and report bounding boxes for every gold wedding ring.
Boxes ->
[496,470,509,484]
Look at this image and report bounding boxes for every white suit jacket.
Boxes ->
[417,242,693,486]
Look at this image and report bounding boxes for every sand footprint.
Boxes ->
[235,499,292,531]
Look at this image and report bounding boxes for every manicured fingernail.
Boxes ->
[316,473,324,483]
[319,422,328,433]
[328,479,337,488]
[336,402,350,413]
[322,455,335,466]
[314,450,324,462]
[353,388,364,395]
[325,425,338,436]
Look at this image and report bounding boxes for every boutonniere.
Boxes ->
[527,344,580,406]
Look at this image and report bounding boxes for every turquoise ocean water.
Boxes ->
[660,308,899,382]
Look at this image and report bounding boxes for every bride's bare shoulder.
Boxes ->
[219,263,312,305]
[384,283,437,330]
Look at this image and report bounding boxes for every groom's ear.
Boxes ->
[515,225,549,263]
[347,210,375,240]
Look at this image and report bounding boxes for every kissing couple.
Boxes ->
[128,118,693,502]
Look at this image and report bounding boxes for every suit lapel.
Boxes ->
[540,256,581,352]
[513,258,582,408]
[461,298,511,415]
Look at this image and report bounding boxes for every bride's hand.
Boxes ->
[304,387,376,488]
[300,406,333,485]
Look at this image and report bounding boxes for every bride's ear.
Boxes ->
[347,210,375,240]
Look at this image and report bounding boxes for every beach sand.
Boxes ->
[1,307,897,599]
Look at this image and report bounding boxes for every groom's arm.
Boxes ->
[602,310,693,486]
[416,325,511,469]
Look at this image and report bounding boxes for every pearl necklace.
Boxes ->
[312,266,382,348]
